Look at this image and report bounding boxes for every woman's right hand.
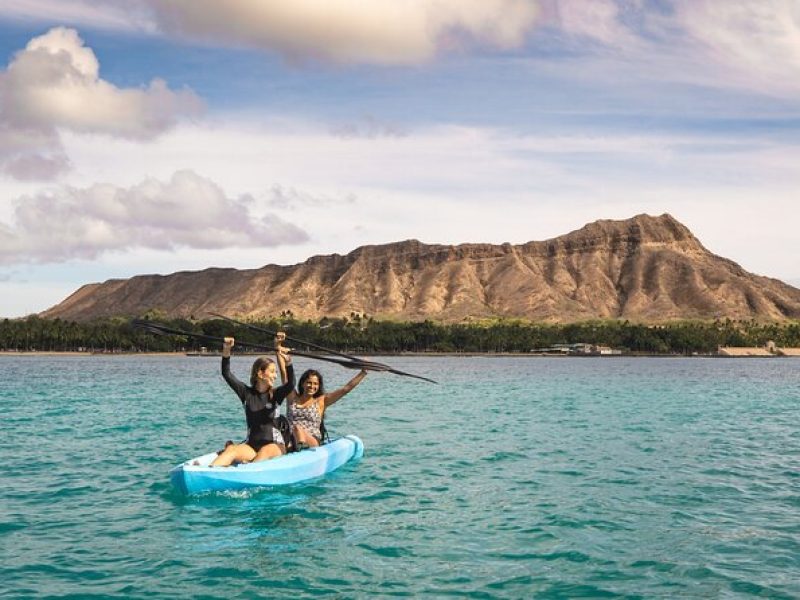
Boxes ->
[223,336,234,349]
[274,331,292,365]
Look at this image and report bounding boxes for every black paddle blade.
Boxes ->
[131,319,228,347]
[292,350,437,383]
[131,319,184,337]
[385,368,438,384]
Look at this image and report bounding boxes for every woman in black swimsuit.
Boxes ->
[210,333,295,466]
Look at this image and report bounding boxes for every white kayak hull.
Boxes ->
[170,434,364,495]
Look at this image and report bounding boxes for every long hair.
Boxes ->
[297,369,325,398]
[249,356,275,387]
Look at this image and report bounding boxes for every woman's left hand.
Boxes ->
[274,331,286,350]
[276,344,292,364]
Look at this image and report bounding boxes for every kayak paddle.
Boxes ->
[131,319,435,381]
[208,312,438,384]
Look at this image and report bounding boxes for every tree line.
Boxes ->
[2,314,799,355]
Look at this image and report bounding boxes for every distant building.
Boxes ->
[532,342,622,356]
[592,345,622,355]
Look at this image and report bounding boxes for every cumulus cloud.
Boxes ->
[3,27,202,137]
[143,0,540,65]
[0,122,70,180]
[0,27,203,180]
[0,170,309,265]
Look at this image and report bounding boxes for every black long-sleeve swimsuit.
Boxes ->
[221,357,295,450]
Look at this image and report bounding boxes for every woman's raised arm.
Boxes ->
[275,332,289,385]
[274,332,295,403]
[220,336,247,399]
[324,370,368,408]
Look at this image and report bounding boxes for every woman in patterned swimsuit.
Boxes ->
[279,364,368,448]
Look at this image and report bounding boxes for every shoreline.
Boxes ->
[0,350,179,356]
[1,350,796,358]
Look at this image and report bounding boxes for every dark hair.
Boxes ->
[298,369,324,398]
[250,356,275,387]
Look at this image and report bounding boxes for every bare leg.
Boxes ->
[293,424,319,448]
[253,443,285,462]
[210,443,256,467]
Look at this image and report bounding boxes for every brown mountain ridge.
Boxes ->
[41,214,800,323]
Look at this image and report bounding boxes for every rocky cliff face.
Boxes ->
[41,214,800,323]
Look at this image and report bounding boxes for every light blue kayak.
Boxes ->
[170,435,364,495]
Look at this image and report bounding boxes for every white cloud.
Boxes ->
[0,27,203,180]
[265,185,356,210]
[46,119,800,284]
[144,0,540,65]
[0,170,309,264]
[0,0,152,32]
[544,0,643,47]
[3,27,202,137]
[330,115,408,139]
[673,0,800,95]
[4,1,800,100]
[2,116,799,315]
[5,1,798,100]
[536,0,800,98]
[0,122,70,180]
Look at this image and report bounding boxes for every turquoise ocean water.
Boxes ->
[2,355,799,599]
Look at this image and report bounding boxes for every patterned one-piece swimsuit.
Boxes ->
[288,399,323,442]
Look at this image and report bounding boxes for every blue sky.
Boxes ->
[1,0,799,318]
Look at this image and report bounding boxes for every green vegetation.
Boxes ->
[2,315,800,355]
